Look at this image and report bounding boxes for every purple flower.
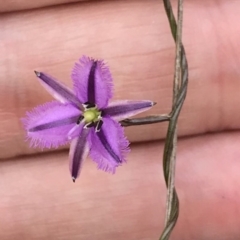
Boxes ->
[23,56,155,182]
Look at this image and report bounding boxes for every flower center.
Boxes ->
[83,107,101,123]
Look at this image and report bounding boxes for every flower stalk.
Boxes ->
[120,114,170,127]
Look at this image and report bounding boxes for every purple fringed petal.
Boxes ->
[69,126,90,182]
[22,101,80,148]
[35,71,82,109]
[72,56,113,109]
[88,117,129,173]
[103,100,155,121]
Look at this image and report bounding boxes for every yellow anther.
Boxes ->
[83,108,101,123]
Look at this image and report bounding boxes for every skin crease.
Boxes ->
[0,0,240,239]
[0,0,87,12]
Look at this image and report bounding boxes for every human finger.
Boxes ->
[0,132,240,239]
[1,0,240,158]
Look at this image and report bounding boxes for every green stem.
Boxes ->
[159,0,189,239]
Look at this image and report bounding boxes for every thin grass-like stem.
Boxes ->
[159,0,189,239]
[121,114,170,127]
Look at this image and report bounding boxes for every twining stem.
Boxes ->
[160,0,188,239]
[165,0,183,224]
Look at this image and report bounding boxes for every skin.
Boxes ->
[0,0,240,239]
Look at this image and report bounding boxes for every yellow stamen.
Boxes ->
[83,108,101,123]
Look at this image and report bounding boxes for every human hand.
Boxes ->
[1,0,240,239]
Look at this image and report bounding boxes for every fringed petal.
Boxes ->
[69,126,90,181]
[35,71,81,109]
[88,117,129,173]
[71,56,113,109]
[103,100,155,121]
[22,101,80,148]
